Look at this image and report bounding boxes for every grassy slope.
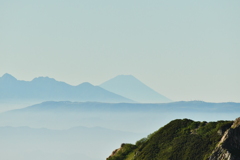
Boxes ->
[107,119,233,160]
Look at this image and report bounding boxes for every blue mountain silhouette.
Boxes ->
[100,75,172,103]
[0,73,133,103]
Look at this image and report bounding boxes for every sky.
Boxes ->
[1,0,239,102]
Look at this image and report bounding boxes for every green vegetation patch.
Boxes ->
[108,119,233,160]
[107,143,137,160]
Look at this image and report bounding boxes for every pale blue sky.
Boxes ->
[1,0,239,102]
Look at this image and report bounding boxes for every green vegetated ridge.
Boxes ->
[107,119,233,160]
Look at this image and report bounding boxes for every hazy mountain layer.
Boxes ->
[4,101,240,113]
[100,75,171,103]
[1,101,240,160]
[107,118,240,160]
[0,126,144,160]
[0,73,133,103]
[0,101,239,132]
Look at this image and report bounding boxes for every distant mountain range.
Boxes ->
[100,75,171,103]
[0,73,133,103]
[0,73,171,104]
[3,101,240,113]
[1,101,239,131]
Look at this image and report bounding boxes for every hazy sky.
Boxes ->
[1,0,239,102]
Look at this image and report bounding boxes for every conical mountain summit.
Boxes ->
[100,75,171,103]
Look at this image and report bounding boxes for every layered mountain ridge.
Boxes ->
[1,101,239,133]
[0,73,172,103]
[0,73,133,103]
[3,100,240,113]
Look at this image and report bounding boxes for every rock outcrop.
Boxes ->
[106,143,125,159]
[208,117,240,160]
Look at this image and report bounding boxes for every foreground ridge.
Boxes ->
[107,118,240,160]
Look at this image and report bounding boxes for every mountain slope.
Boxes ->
[0,73,133,103]
[100,75,171,103]
[107,118,240,160]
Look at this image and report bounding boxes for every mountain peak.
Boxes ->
[77,82,94,87]
[116,74,135,78]
[101,75,143,87]
[1,73,17,81]
[32,76,56,82]
[100,75,172,103]
[0,74,133,103]
[113,74,138,80]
